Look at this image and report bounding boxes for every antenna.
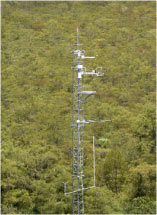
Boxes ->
[93,136,96,187]
[64,27,111,214]
[77,25,79,49]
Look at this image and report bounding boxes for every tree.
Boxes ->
[123,196,156,214]
[125,162,156,200]
[103,149,127,193]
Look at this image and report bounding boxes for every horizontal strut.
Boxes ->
[64,186,96,196]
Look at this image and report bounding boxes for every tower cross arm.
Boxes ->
[84,71,104,76]
[81,56,95,59]
[78,70,104,79]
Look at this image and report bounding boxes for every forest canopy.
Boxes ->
[1,1,156,214]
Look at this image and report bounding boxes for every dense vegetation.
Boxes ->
[2,1,156,214]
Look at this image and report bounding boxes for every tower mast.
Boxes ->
[64,27,105,214]
[72,26,84,214]
[71,26,104,214]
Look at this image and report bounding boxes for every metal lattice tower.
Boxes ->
[64,26,107,215]
[72,26,85,215]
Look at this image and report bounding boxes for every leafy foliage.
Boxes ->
[2,1,156,214]
[123,197,156,214]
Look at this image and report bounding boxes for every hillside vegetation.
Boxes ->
[2,1,156,214]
